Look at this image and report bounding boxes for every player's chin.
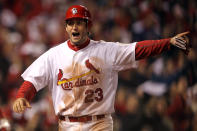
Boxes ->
[72,35,82,41]
[71,38,80,43]
[71,38,81,45]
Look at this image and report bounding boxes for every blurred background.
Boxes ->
[0,0,196,131]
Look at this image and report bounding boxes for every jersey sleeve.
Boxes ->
[108,42,138,71]
[21,52,51,91]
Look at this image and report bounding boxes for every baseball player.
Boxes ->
[12,5,190,131]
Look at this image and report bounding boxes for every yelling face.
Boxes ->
[65,18,89,46]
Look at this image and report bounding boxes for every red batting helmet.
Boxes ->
[65,5,92,27]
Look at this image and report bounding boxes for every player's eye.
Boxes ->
[66,19,86,26]
[76,20,85,25]
[67,20,74,26]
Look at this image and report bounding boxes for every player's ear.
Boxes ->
[86,25,91,36]
[65,24,69,33]
[64,21,68,29]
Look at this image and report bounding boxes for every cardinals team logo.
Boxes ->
[72,8,78,15]
[57,59,101,90]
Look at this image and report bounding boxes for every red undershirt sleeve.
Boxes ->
[16,81,37,102]
[135,38,171,60]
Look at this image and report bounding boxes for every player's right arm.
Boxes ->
[13,48,52,113]
[12,81,37,113]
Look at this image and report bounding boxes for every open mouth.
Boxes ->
[72,32,80,37]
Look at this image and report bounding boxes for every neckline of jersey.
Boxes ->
[67,39,90,51]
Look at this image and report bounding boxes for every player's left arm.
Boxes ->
[135,31,190,60]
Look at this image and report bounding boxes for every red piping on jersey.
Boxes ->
[16,81,37,102]
[135,38,171,60]
[67,38,90,51]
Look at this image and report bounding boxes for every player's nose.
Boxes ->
[72,23,78,30]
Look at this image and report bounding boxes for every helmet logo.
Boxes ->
[72,8,78,15]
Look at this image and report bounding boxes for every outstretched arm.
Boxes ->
[135,32,190,60]
[12,81,37,113]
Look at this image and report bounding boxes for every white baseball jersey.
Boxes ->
[21,39,138,116]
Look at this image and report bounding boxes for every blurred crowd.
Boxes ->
[0,0,196,131]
